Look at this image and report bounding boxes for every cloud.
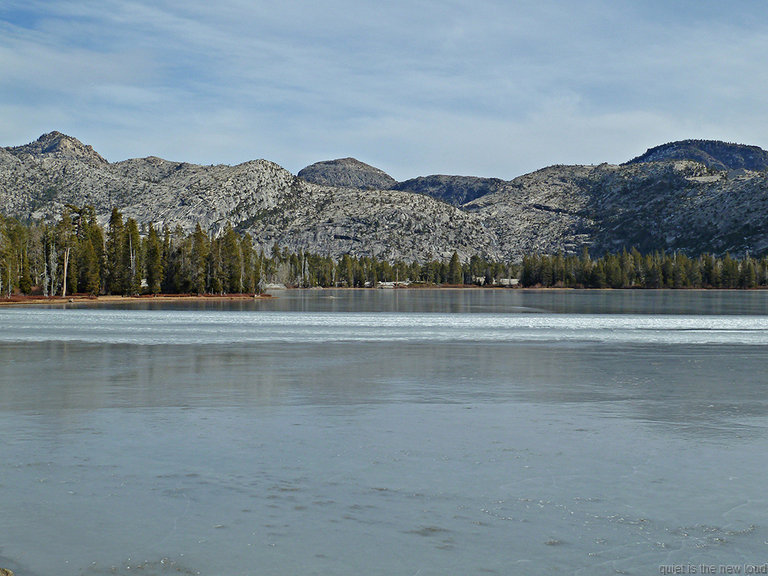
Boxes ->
[2,0,768,178]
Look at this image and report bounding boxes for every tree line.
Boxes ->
[1,207,767,297]
[519,249,768,289]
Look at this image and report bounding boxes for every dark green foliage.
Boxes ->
[105,208,124,294]
[448,252,462,285]
[124,218,142,295]
[515,249,768,289]
[144,224,163,295]
[3,206,768,298]
[0,216,33,295]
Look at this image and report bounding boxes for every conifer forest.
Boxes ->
[1,206,768,298]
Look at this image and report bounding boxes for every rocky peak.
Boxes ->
[297,157,397,190]
[2,131,768,261]
[625,139,768,172]
[7,131,109,166]
[392,175,506,206]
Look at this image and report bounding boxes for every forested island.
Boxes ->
[1,206,767,299]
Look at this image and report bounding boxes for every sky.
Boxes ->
[1,0,767,181]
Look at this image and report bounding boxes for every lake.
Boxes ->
[1,289,767,575]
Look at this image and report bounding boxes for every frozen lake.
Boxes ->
[1,289,767,575]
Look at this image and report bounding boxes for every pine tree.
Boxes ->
[589,260,607,288]
[739,255,757,289]
[191,224,209,294]
[720,254,739,288]
[448,252,462,285]
[240,234,254,293]
[224,234,243,291]
[56,210,77,296]
[340,254,354,287]
[701,253,718,287]
[124,218,142,295]
[577,248,592,287]
[145,223,163,295]
[604,254,623,288]
[105,208,124,294]
[81,236,100,295]
[0,217,12,296]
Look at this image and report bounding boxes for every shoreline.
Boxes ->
[0,293,274,307]
[1,285,765,307]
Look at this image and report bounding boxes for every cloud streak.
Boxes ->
[2,0,768,179]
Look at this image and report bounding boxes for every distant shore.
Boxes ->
[0,293,274,307]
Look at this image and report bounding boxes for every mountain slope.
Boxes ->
[626,139,768,172]
[392,175,505,206]
[7,131,108,166]
[0,134,502,261]
[297,158,397,190]
[3,133,768,260]
[467,160,768,257]
[239,182,501,262]
[0,136,297,235]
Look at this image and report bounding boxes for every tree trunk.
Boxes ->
[61,246,70,297]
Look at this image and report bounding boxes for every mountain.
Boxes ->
[2,133,768,260]
[0,135,499,262]
[7,131,108,166]
[296,159,503,207]
[392,175,505,206]
[626,139,768,172]
[297,158,397,190]
[466,160,768,257]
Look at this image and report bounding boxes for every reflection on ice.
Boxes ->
[1,308,768,345]
[1,290,768,575]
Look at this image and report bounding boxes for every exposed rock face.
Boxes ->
[0,136,501,261]
[587,161,768,255]
[7,131,108,166]
[297,157,397,190]
[392,175,505,206]
[626,139,768,172]
[2,133,768,261]
[0,144,296,236]
[241,182,502,262]
[467,160,768,257]
[464,165,597,258]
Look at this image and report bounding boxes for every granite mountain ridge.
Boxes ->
[2,132,767,261]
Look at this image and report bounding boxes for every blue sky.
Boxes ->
[1,0,767,180]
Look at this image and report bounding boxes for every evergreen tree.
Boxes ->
[720,254,739,288]
[191,224,209,294]
[0,217,12,296]
[124,218,142,295]
[240,234,255,293]
[604,254,623,288]
[661,254,675,288]
[145,223,163,294]
[448,252,462,285]
[81,236,100,295]
[339,254,355,287]
[105,208,124,294]
[701,253,718,287]
[56,210,77,296]
[577,248,592,287]
[589,260,607,288]
[643,254,662,288]
[739,255,757,289]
